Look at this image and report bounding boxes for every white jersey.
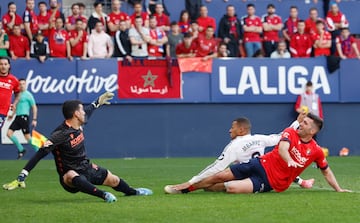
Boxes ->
[188,121,299,184]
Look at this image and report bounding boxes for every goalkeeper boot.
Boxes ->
[135,188,153,196]
[300,178,315,189]
[104,192,117,203]
[17,150,27,160]
[3,180,25,190]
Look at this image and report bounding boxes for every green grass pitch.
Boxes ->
[0,156,359,223]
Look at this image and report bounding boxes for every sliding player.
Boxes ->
[165,113,313,194]
[3,92,152,202]
[166,114,350,194]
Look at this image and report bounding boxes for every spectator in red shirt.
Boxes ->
[336,28,360,60]
[2,2,24,35]
[48,17,71,59]
[312,20,331,57]
[69,19,88,59]
[9,25,30,60]
[37,1,51,38]
[189,21,199,40]
[218,5,242,57]
[194,26,217,60]
[148,16,168,57]
[282,6,299,47]
[326,2,349,54]
[23,0,39,41]
[178,10,190,34]
[153,4,170,32]
[65,3,88,32]
[241,4,262,57]
[290,20,313,58]
[176,32,197,58]
[305,7,322,35]
[130,2,149,28]
[197,5,216,35]
[107,0,130,37]
[262,4,283,57]
[48,0,65,28]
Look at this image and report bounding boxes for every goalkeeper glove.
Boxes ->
[93,92,114,108]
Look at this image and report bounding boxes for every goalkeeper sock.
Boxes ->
[72,175,105,199]
[294,176,302,185]
[112,178,137,196]
[17,169,29,182]
[9,135,24,152]
[28,138,39,152]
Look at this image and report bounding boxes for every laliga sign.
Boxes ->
[219,65,330,95]
[25,68,118,94]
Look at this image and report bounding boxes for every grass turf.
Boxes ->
[0,156,359,223]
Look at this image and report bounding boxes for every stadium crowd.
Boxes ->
[1,0,359,62]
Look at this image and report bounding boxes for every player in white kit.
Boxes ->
[165,114,314,193]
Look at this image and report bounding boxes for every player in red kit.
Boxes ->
[290,20,313,58]
[262,4,283,57]
[153,4,170,32]
[65,3,88,32]
[194,26,218,60]
[168,113,351,194]
[176,33,197,58]
[37,1,51,38]
[0,57,20,129]
[305,8,322,35]
[23,0,39,41]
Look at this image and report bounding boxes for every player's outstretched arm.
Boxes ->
[278,141,304,168]
[85,92,115,119]
[321,167,352,192]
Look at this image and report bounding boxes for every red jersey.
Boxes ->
[48,9,63,25]
[154,13,170,28]
[197,16,216,34]
[289,32,313,58]
[37,12,51,37]
[68,30,88,57]
[0,73,20,116]
[107,12,130,36]
[178,21,190,34]
[49,28,69,57]
[176,41,197,56]
[326,11,348,31]
[148,28,166,57]
[336,35,356,58]
[194,35,217,57]
[283,17,299,38]
[9,34,30,57]
[130,12,149,26]
[2,13,23,34]
[66,15,87,27]
[312,31,331,56]
[23,8,39,34]
[304,18,318,35]
[241,15,262,42]
[260,128,328,192]
[262,14,282,42]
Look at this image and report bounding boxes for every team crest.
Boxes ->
[306,149,311,155]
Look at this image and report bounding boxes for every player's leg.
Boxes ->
[103,169,153,196]
[62,170,112,202]
[224,179,254,193]
[204,183,226,192]
[6,126,26,159]
[23,133,39,152]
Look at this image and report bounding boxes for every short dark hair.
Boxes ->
[77,2,85,8]
[62,100,82,120]
[0,56,11,64]
[306,80,313,87]
[267,3,275,9]
[8,2,15,8]
[309,7,318,12]
[183,33,192,38]
[71,3,79,9]
[316,20,324,25]
[75,18,83,23]
[290,5,298,10]
[247,3,255,8]
[19,78,26,81]
[38,1,47,7]
[170,21,178,26]
[307,113,323,132]
[298,19,305,23]
[234,117,252,130]
[93,2,103,8]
